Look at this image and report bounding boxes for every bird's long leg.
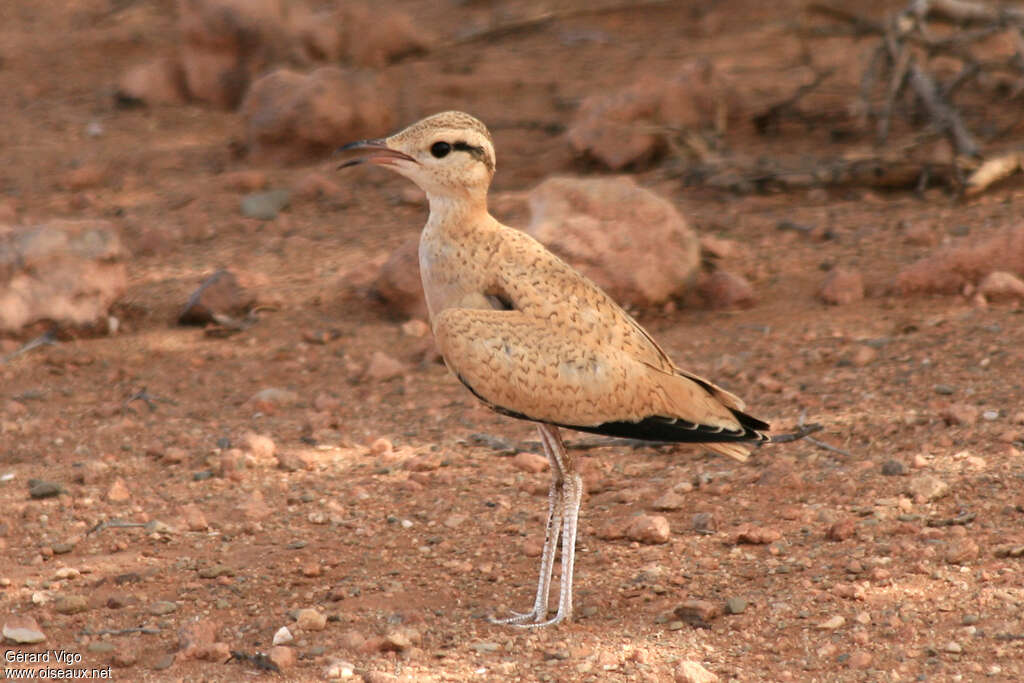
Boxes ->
[489,424,566,626]
[521,426,582,628]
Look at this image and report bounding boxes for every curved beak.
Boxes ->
[336,139,417,170]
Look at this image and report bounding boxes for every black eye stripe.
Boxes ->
[453,141,478,153]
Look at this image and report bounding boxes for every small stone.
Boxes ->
[734,523,781,544]
[625,515,671,544]
[880,459,906,476]
[221,170,268,192]
[181,504,208,531]
[908,474,950,502]
[511,452,549,473]
[149,601,178,616]
[104,477,132,503]
[324,659,356,679]
[941,403,979,426]
[674,600,721,626]
[674,659,719,683]
[698,270,756,309]
[977,271,1024,301]
[471,641,501,654]
[179,269,252,326]
[295,608,327,631]
[724,597,747,615]
[962,614,980,625]
[111,648,138,668]
[2,615,46,643]
[400,319,430,338]
[850,345,877,367]
[51,542,74,555]
[691,512,716,534]
[241,189,291,220]
[982,409,999,421]
[364,351,406,382]
[381,631,412,652]
[54,595,89,614]
[267,645,295,670]
[817,615,845,630]
[651,491,686,511]
[945,538,980,565]
[370,437,393,455]
[273,626,293,645]
[934,384,956,395]
[28,480,63,499]
[942,640,963,654]
[247,387,299,410]
[848,651,872,669]
[819,267,864,305]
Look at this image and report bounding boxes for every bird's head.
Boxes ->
[339,111,496,204]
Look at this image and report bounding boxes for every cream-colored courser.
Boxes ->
[341,111,769,627]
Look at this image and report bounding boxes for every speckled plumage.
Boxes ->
[341,111,769,627]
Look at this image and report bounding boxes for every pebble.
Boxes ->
[907,474,950,502]
[826,519,856,541]
[181,503,209,531]
[381,630,413,652]
[240,189,291,220]
[51,542,74,555]
[247,387,300,409]
[471,641,501,654]
[511,452,549,473]
[880,459,906,476]
[53,567,80,580]
[651,491,686,511]
[674,659,719,683]
[625,515,671,544]
[982,410,999,421]
[817,615,845,630]
[149,601,178,615]
[324,659,356,679]
[28,480,63,499]
[725,597,747,615]
[273,626,293,645]
[847,651,872,669]
[295,607,327,631]
[54,595,89,614]
[942,640,963,654]
[674,600,721,626]
[104,477,132,503]
[267,645,295,670]
[364,351,406,382]
[945,538,979,565]
[933,384,955,395]
[734,523,781,545]
[2,615,46,643]
[818,267,864,305]
[692,512,716,534]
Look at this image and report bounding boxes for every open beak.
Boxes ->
[336,139,417,169]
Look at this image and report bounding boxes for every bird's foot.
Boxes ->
[488,608,568,628]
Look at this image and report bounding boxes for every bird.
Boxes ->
[339,111,769,627]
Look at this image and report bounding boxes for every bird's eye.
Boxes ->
[430,141,451,158]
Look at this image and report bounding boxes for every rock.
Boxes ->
[625,515,671,544]
[380,630,412,652]
[908,474,950,502]
[105,477,132,503]
[178,618,220,656]
[324,659,356,679]
[977,271,1024,301]
[724,597,747,615]
[2,614,46,643]
[470,641,501,654]
[674,600,721,626]
[651,491,686,511]
[372,237,426,319]
[734,523,781,545]
[339,3,431,67]
[240,189,290,220]
[178,0,291,109]
[511,452,549,474]
[940,403,979,427]
[54,595,89,615]
[241,67,393,162]
[819,267,864,305]
[880,459,906,476]
[179,269,253,326]
[895,225,1024,296]
[697,270,756,309]
[28,480,63,499]
[242,432,276,465]
[817,615,845,630]
[848,651,872,669]
[267,645,295,669]
[826,518,856,541]
[674,660,719,683]
[691,512,716,534]
[241,490,270,520]
[116,57,187,106]
[526,176,700,308]
[0,220,128,332]
[295,607,326,631]
[247,387,299,410]
[364,351,406,382]
[942,640,963,654]
[272,626,293,645]
[149,601,178,616]
[181,503,209,531]
[945,538,980,565]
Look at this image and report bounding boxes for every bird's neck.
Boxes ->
[424,192,492,241]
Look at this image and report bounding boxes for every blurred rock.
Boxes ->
[116,57,188,106]
[2,614,46,643]
[179,269,253,325]
[895,225,1024,296]
[674,660,718,683]
[372,237,426,319]
[625,515,671,544]
[178,0,291,109]
[819,267,864,305]
[569,62,737,170]
[697,270,756,309]
[907,474,949,502]
[526,176,700,308]
[511,452,549,473]
[241,66,393,162]
[0,220,128,332]
[240,188,290,220]
[364,351,405,382]
[977,271,1024,301]
[267,645,295,669]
